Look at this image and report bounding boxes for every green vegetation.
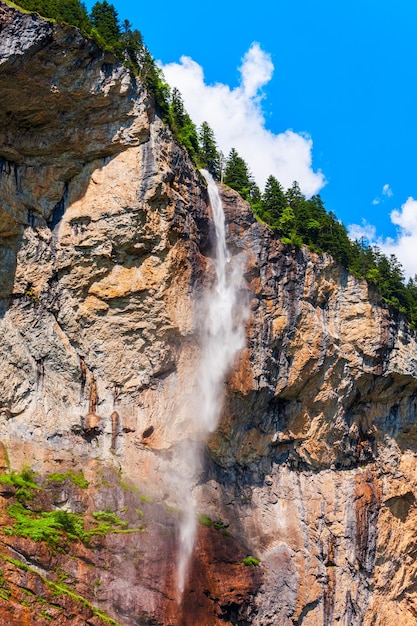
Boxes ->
[139,494,153,503]
[199,121,222,180]
[0,568,11,601]
[91,510,128,529]
[8,1,222,168]
[9,0,169,117]
[168,87,200,162]
[9,1,417,325]
[46,471,89,489]
[5,503,85,546]
[5,502,144,547]
[0,467,40,502]
[242,556,260,567]
[223,147,417,327]
[198,513,213,527]
[223,148,260,204]
[197,514,229,534]
[0,554,120,625]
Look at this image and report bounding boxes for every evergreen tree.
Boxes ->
[169,88,200,161]
[259,175,287,227]
[54,0,91,33]
[198,122,220,180]
[90,1,121,48]
[223,148,254,202]
[12,0,92,33]
[286,181,304,211]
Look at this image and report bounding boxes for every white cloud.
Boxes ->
[239,43,274,98]
[348,197,417,279]
[347,220,377,242]
[160,43,325,196]
[382,183,393,197]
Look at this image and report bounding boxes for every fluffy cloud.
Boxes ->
[348,197,417,279]
[347,220,377,242]
[160,43,325,196]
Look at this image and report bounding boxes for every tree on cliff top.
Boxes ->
[198,122,221,180]
[90,0,121,49]
[11,0,92,34]
[224,148,260,203]
[169,88,200,162]
[258,175,287,227]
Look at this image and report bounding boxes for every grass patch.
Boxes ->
[242,556,260,567]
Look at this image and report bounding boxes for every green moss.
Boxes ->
[242,556,260,567]
[0,554,120,625]
[47,471,89,489]
[198,514,212,527]
[139,495,153,503]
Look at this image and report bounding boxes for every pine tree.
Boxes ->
[169,88,200,161]
[223,148,254,201]
[54,0,92,33]
[90,1,121,48]
[198,122,220,180]
[286,181,304,211]
[260,175,287,227]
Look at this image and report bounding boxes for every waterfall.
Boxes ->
[176,169,248,596]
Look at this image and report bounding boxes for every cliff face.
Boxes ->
[1,4,417,625]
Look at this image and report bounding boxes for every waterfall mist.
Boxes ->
[176,170,248,596]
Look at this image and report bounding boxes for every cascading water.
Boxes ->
[176,169,248,596]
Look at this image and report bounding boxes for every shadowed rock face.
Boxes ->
[1,3,417,625]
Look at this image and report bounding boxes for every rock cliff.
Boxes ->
[1,3,417,625]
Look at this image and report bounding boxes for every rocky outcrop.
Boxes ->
[1,3,417,625]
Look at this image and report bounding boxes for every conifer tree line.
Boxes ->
[221,147,417,327]
[10,0,417,328]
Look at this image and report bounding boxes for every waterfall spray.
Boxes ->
[176,170,248,596]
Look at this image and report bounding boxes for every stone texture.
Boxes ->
[1,3,417,625]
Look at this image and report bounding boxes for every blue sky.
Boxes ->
[85,0,417,277]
